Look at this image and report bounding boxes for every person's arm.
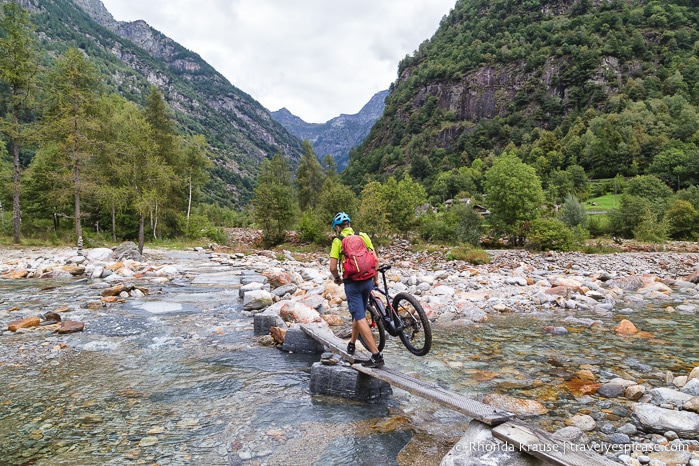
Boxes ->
[329,257,342,284]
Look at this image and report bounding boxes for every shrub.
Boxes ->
[587,214,609,237]
[297,209,328,244]
[665,199,699,240]
[445,246,491,264]
[526,218,575,251]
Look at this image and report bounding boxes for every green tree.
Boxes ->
[143,86,183,238]
[21,144,73,233]
[665,199,698,240]
[296,140,325,211]
[608,195,652,238]
[0,1,39,243]
[527,218,574,251]
[316,178,357,225]
[42,47,101,243]
[357,181,390,237]
[253,154,297,246]
[181,134,212,222]
[123,102,170,253]
[559,193,588,229]
[382,175,427,235]
[483,152,544,242]
[647,147,691,190]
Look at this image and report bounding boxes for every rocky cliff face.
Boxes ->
[272,90,388,170]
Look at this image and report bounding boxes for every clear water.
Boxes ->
[1,252,697,465]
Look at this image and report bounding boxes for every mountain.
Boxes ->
[271,90,388,170]
[22,0,303,206]
[342,0,699,196]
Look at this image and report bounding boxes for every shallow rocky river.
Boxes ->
[1,244,698,465]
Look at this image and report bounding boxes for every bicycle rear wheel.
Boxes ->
[393,292,432,356]
[358,297,386,353]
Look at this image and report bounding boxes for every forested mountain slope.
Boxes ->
[343,0,699,201]
[20,0,303,206]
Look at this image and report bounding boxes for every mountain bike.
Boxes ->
[358,264,432,356]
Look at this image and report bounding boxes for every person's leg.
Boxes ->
[346,279,379,354]
[355,317,379,353]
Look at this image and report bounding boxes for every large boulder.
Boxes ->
[113,241,143,261]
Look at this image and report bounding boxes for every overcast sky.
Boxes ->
[98,0,456,123]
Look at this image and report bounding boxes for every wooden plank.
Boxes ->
[300,324,370,364]
[301,324,512,425]
[352,364,513,426]
[492,420,618,466]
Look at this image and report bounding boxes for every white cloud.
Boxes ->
[100,0,455,122]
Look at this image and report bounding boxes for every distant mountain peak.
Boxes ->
[272,90,388,170]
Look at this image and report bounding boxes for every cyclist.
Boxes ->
[329,212,384,368]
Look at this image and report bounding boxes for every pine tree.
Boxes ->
[296,140,324,211]
[42,47,101,243]
[0,2,39,243]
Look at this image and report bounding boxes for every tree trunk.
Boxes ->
[138,213,145,255]
[152,201,158,239]
[111,205,117,242]
[74,154,82,239]
[12,105,20,244]
[187,176,192,221]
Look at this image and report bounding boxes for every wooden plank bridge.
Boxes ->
[301,324,618,466]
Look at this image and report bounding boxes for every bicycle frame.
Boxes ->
[369,268,404,336]
[364,263,433,356]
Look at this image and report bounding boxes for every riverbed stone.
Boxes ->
[681,378,699,396]
[243,289,273,311]
[565,414,597,431]
[281,326,325,354]
[648,449,693,466]
[552,426,589,445]
[8,316,40,332]
[649,387,693,408]
[685,396,699,412]
[57,321,84,334]
[309,362,392,402]
[482,393,548,416]
[632,403,699,439]
[271,283,298,297]
[624,384,646,400]
[253,309,286,336]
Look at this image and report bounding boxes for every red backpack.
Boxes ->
[340,232,377,281]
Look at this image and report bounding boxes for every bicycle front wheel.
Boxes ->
[393,292,432,356]
[358,298,386,353]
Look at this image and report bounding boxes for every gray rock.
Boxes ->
[242,289,273,312]
[632,403,699,439]
[113,241,143,261]
[271,283,298,297]
[617,423,638,436]
[649,387,693,408]
[253,310,286,336]
[598,383,625,398]
[605,433,630,444]
[552,426,589,445]
[309,362,392,402]
[681,378,699,396]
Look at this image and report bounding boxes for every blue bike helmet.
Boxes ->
[332,212,351,228]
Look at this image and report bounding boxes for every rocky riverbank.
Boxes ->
[1,239,699,465]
